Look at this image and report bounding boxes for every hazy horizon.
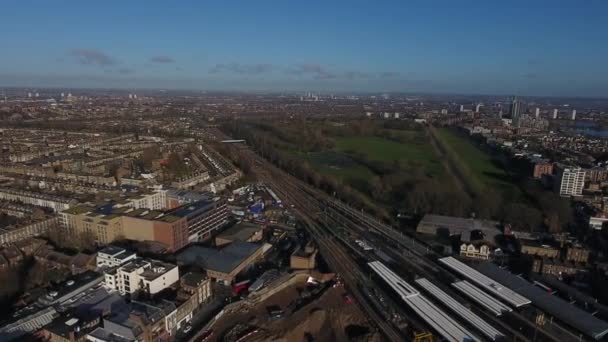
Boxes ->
[2,1,607,97]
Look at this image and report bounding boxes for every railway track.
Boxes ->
[214,132,570,342]
[258,171,408,341]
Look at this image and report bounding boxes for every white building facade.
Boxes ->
[104,258,179,295]
[558,167,586,197]
[96,246,137,269]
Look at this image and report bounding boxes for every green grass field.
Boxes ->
[300,150,375,182]
[435,128,521,199]
[335,136,430,161]
[291,130,450,187]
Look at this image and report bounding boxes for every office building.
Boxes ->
[61,205,189,252]
[553,108,558,119]
[535,107,540,119]
[121,210,189,252]
[167,198,229,242]
[572,109,577,120]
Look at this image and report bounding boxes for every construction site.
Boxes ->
[193,271,380,342]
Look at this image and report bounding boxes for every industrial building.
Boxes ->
[177,241,267,285]
[416,214,501,242]
[290,241,318,270]
[473,261,608,340]
[215,222,264,247]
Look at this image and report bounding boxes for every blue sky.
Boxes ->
[1,0,607,96]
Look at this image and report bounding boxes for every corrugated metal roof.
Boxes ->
[369,261,479,342]
[440,257,531,307]
[473,262,608,340]
[416,278,504,340]
[452,280,512,316]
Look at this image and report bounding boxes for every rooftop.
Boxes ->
[99,245,127,257]
[473,261,608,340]
[168,199,217,218]
[177,241,263,274]
[166,189,212,202]
[420,214,500,231]
[63,205,92,215]
[418,214,501,239]
[117,258,176,281]
[216,222,262,242]
[44,312,98,339]
[180,271,207,287]
[87,327,134,342]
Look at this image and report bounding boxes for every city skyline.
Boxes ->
[1,1,607,96]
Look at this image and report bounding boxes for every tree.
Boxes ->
[142,146,160,169]
[548,212,561,234]
[369,176,383,200]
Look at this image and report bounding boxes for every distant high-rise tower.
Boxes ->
[572,109,577,120]
[27,92,32,98]
[128,94,133,99]
[535,107,540,119]
[61,92,65,98]
[553,108,558,119]
[510,98,525,120]
[35,92,39,98]
[459,104,464,112]
[475,103,482,113]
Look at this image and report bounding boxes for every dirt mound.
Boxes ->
[280,308,329,341]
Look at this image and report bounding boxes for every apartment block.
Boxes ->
[0,216,60,246]
[103,258,179,295]
[532,160,554,179]
[555,166,586,197]
[0,188,74,212]
[96,245,137,269]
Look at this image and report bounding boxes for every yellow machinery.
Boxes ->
[413,331,434,342]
